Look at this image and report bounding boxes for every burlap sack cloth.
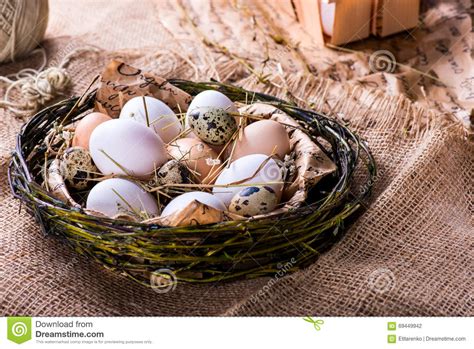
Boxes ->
[0,0,472,316]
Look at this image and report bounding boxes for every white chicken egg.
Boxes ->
[320,1,336,37]
[185,90,238,127]
[213,154,283,206]
[89,119,167,179]
[86,178,159,218]
[160,191,226,218]
[120,96,182,143]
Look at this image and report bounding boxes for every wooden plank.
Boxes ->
[373,0,420,37]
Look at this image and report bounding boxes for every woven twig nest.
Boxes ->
[8,78,376,286]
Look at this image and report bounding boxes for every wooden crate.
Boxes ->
[289,0,420,45]
[372,0,420,37]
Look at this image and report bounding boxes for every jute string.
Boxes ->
[0,46,100,116]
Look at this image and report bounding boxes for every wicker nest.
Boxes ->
[8,80,376,287]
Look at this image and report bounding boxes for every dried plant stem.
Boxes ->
[60,74,100,126]
[176,0,275,85]
[326,44,448,86]
[248,2,313,75]
[142,96,150,127]
[149,181,285,193]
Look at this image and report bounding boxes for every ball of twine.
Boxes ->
[0,0,49,63]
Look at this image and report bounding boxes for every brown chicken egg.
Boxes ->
[187,131,224,154]
[167,138,220,184]
[228,120,290,161]
[73,112,112,150]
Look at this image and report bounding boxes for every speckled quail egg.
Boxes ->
[156,160,191,185]
[228,186,279,217]
[187,107,237,145]
[185,90,238,129]
[60,146,98,190]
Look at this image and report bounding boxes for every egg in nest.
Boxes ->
[156,160,191,185]
[187,107,237,145]
[60,146,98,190]
[228,186,279,217]
[167,138,220,184]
